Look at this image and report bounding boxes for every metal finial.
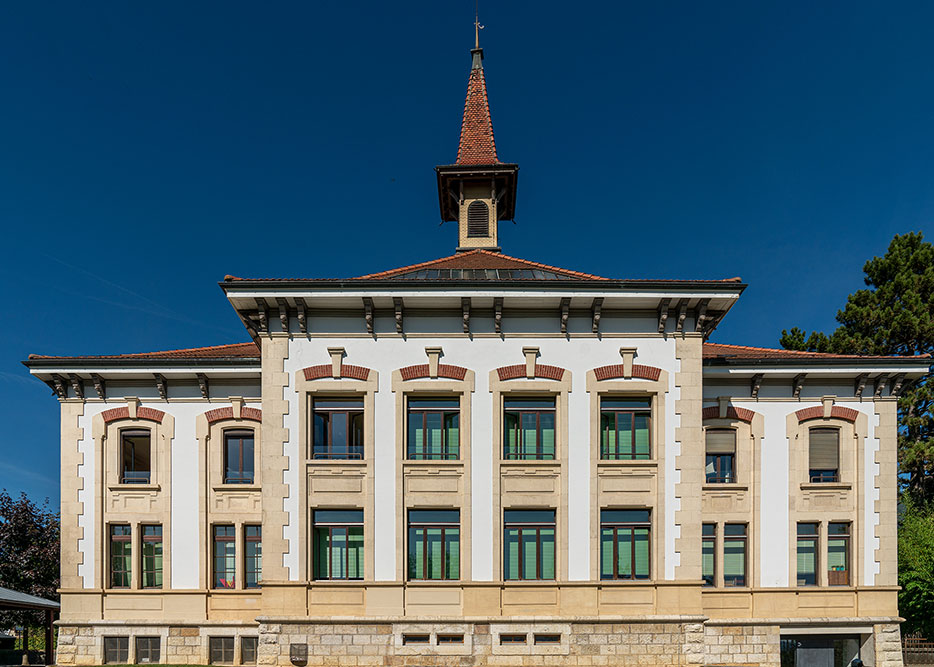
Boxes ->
[474,0,484,49]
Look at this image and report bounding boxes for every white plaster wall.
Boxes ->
[284,336,679,582]
[74,400,259,589]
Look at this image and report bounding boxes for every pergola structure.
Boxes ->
[0,587,60,665]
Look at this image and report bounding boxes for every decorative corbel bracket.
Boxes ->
[675,300,688,334]
[461,297,471,334]
[197,373,210,400]
[296,297,307,334]
[50,375,68,399]
[276,298,290,333]
[68,374,84,400]
[494,297,504,335]
[362,297,374,336]
[393,297,404,335]
[792,373,806,400]
[591,297,603,334]
[91,374,106,401]
[154,374,167,401]
[891,374,906,397]
[750,373,764,400]
[657,298,671,334]
[559,298,571,335]
[254,298,269,334]
[694,299,710,333]
[854,373,869,399]
[874,374,889,398]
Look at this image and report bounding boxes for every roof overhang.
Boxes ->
[703,356,931,380]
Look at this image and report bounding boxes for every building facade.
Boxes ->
[25,38,930,667]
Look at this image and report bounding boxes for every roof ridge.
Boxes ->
[704,342,931,360]
[28,341,259,360]
[351,250,484,280]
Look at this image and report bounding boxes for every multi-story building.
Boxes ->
[25,37,930,667]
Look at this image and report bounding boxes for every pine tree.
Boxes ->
[780,232,934,499]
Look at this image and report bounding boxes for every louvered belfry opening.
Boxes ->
[466,201,490,237]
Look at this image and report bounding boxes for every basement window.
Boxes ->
[437,634,464,644]
[402,634,430,645]
[500,634,527,645]
[534,634,561,645]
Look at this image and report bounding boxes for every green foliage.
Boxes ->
[898,496,934,638]
[0,491,60,632]
[780,232,934,499]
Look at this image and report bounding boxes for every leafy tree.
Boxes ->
[0,491,60,634]
[898,495,934,638]
[780,232,934,500]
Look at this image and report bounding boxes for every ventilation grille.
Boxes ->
[466,201,490,237]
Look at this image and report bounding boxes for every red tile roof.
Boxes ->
[703,342,929,361]
[27,342,259,361]
[456,56,498,165]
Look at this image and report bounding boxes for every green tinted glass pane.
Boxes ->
[619,529,632,577]
[314,510,364,524]
[724,539,745,584]
[409,399,459,409]
[331,527,347,580]
[408,527,423,579]
[541,528,555,580]
[602,398,651,409]
[445,413,459,458]
[504,527,520,580]
[540,413,555,458]
[504,399,554,409]
[427,527,443,579]
[348,527,364,579]
[521,412,538,458]
[601,510,651,524]
[702,538,715,585]
[600,528,614,578]
[601,413,616,458]
[828,538,847,570]
[407,412,423,458]
[797,538,817,585]
[408,510,459,524]
[634,527,650,578]
[142,540,162,588]
[426,412,443,457]
[245,539,261,588]
[618,413,633,458]
[521,529,537,579]
[313,527,328,578]
[634,414,650,458]
[504,412,518,457]
[445,528,459,579]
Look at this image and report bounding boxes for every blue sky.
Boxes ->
[1,2,932,505]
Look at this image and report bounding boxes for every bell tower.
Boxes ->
[435,30,519,252]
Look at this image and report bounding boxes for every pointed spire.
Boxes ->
[456,30,499,165]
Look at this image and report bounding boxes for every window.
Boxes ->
[809,428,839,482]
[240,637,258,665]
[407,398,460,460]
[503,398,556,460]
[407,510,460,580]
[534,634,561,645]
[209,637,235,664]
[213,525,236,588]
[797,522,819,586]
[702,524,716,586]
[135,637,160,664]
[600,510,651,580]
[723,524,747,587]
[313,510,364,580]
[500,634,527,645]
[224,431,255,484]
[103,637,129,664]
[437,635,464,644]
[402,635,430,645]
[503,510,556,581]
[120,430,151,483]
[466,200,489,237]
[601,398,651,460]
[828,522,850,586]
[705,429,736,483]
[244,525,262,588]
[110,525,131,588]
[312,398,364,459]
[141,525,163,589]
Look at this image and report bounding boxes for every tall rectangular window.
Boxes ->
[828,522,850,586]
[141,524,163,589]
[705,429,736,483]
[407,510,460,580]
[312,398,364,459]
[407,399,460,460]
[224,431,255,484]
[723,524,747,587]
[600,398,651,460]
[103,637,129,664]
[313,510,364,580]
[135,637,160,664]
[209,637,234,665]
[797,522,819,586]
[120,430,151,483]
[241,637,258,665]
[244,525,262,589]
[702,524,716,586]
[503,510,556,581]
[809,428,840,482]
[600,510,651,580]
[110,525,131,588]
[213,525,236,589]
[503,398,556,460]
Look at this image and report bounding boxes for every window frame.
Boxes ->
[406,509,460,581]
[109,524,132,589]
[702,523,716,587]
[503,398,557,461]
[244,525,262,589]
[599,509,652,581]
[722,523,747,587]
[311,398,365,460]
[808,427,840,483]
[503,509,556,581]
[827,522,851,586]
[119,428,152,484]
[213,525,237,589]
[223,430,255,484]
[140,524,163,589]
[134,637,160,665]
[796,522,820,586]
[209,637,235,665]
[240,637,258,665]
[704,428,737,484]
[406,398,460,461]
[599,397,652,460]
[312,510,364,581]
[103,637,129,665]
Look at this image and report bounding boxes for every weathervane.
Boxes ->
[474,0,484,49]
